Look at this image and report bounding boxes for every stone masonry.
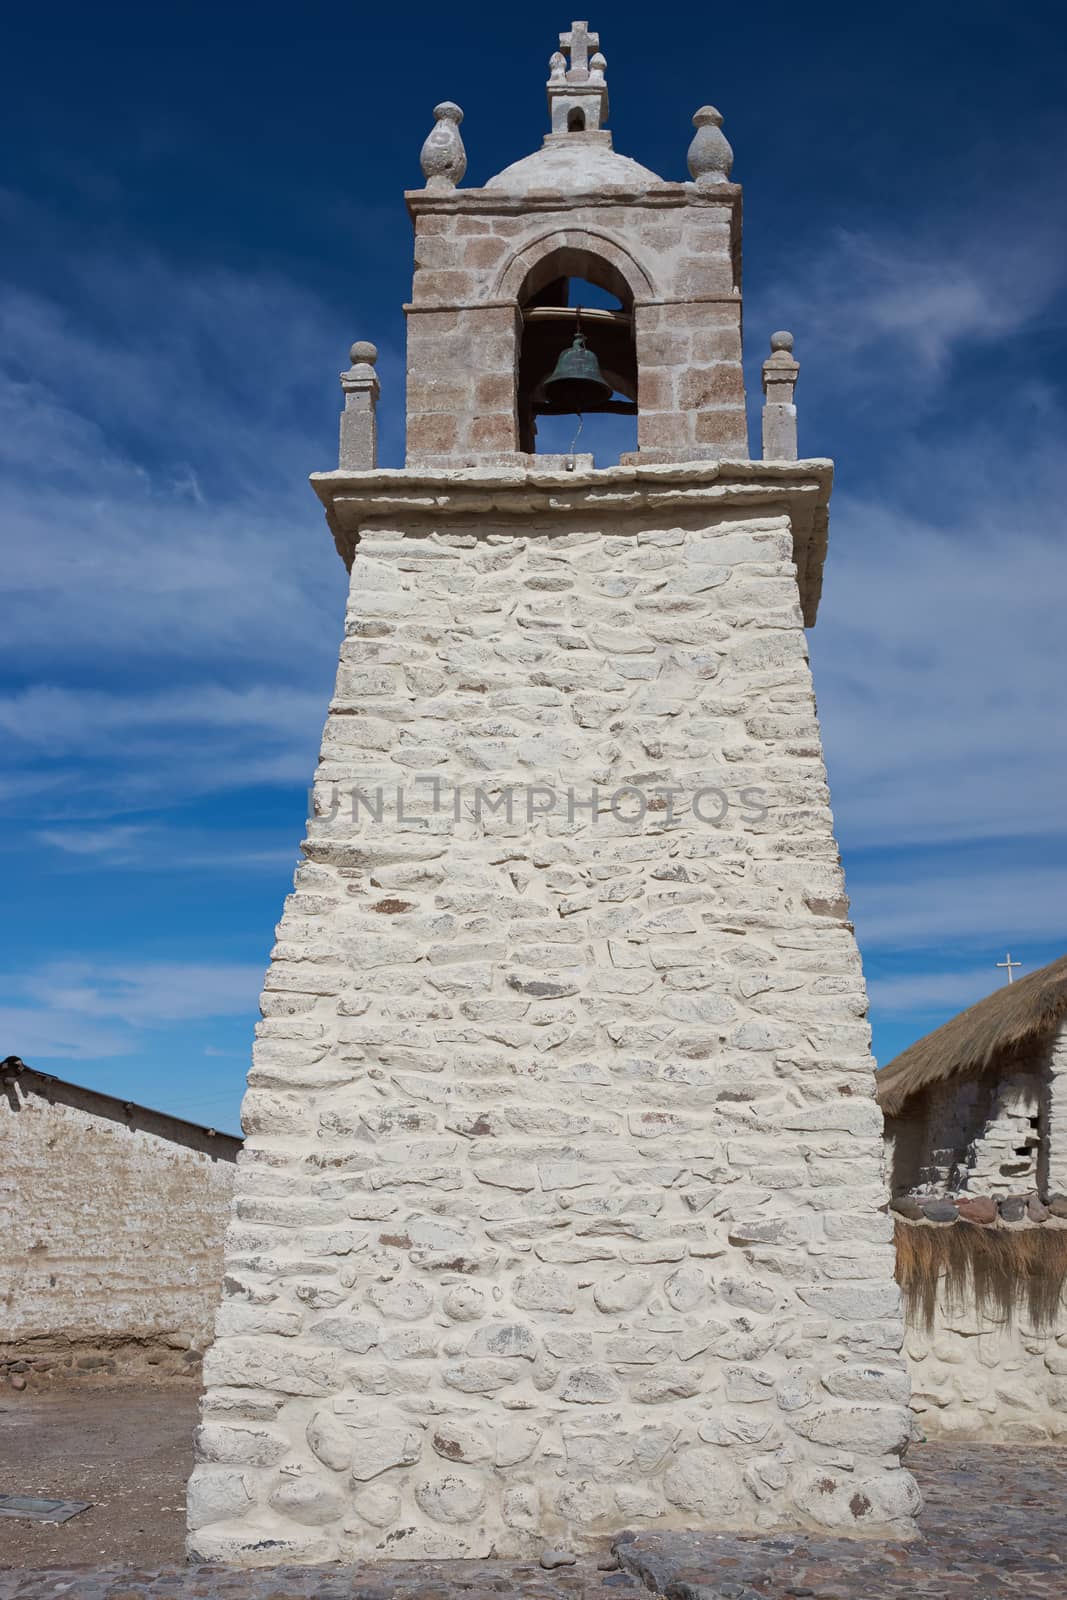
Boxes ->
[903,1284,1067,1443]
[403,32,745,470]
[1047,1022,1067,1197]
[189,22,918,1567]
[1,1064,238,1383]
[404,189,747,469]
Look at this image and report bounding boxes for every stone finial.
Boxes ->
[420,102,466,193]
[339,341,380,470]
[687,105,733,186]
[549,50,567,83]
[761,331,800,461]
[589,51,606,83]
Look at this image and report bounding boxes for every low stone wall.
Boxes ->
[0,1068,240,1386]
[1,1330,214,1386]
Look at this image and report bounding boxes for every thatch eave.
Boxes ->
[877,953,1067,1119]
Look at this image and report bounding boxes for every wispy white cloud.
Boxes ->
[814,460,1067,851]
[0,684,326,749]
[3,683,328,813]
[770,226,1062,376]
[868,966,1020,1015]
[752,136,1067,387]
[0,854,258,1112]
[1,474,343,672]
[0,1006,132,1062]
[744,158,1067,1026]
[0,231,366,827]
[17,959,264,1025]
[0,199,394,675]
[33,818,299,869]
[2,959,265,1065]
[6,712,322,817]
[851,863,1067,952]
[747,149,1067,850]
[35,822,153,860]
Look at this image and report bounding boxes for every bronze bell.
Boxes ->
[541,329,613,413]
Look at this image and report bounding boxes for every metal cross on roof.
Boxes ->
[996,951,1023,984]
[560,21,599,77]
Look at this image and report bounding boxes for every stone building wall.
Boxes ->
[886,1064,1046,1199]
[1047,1022,1067,1196]
[905,1290,1067,1442]
[189,476,919,1565]
[884,1039,1067,1441]
[0,1069,239,1383]
[967,1074,1043,1193]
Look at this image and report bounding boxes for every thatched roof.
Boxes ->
[877,954,1067,1118]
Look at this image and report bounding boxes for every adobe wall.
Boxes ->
[188,494,918,1565]
[0,1073,238,1384]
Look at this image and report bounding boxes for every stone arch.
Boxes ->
[501,230,649,457]
[495,228,656,307]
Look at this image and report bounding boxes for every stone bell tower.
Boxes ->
[189,23,919,1566]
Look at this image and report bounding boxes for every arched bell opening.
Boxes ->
[515,251,639,459]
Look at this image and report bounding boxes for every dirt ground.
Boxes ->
[0,1386,198,1568]
[1,1387,1065,1600]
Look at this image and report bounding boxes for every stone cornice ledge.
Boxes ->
[404,183,741,217]
[310,458,833,627]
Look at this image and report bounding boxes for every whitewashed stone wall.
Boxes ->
[1047,1023,1067,1197]
[1,1071,238,1381]
[906,1292,1067,1441]
[967,1075,1042,1192]
[886,1060,1049,1200]
[189,487,918,1564]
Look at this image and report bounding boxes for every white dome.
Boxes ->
[486,139,662,193]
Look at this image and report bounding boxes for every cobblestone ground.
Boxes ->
[619,1441,1067,1599]
[0,1559,633,1600]
[0,1443,1064,1598]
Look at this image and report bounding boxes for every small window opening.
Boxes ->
[1014,1145,1034,1157]
[518,265,638,464]
[567,108,586,132]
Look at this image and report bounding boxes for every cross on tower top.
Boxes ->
[997,951,1023,984]
[547,19,608,133]
[560,21,599,78]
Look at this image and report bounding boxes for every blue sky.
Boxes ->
[2,2,1065,1132]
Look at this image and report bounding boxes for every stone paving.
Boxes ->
[0,1558,635,1600]
[618,1441,1067,1599]
[1,1444,1065,1598]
